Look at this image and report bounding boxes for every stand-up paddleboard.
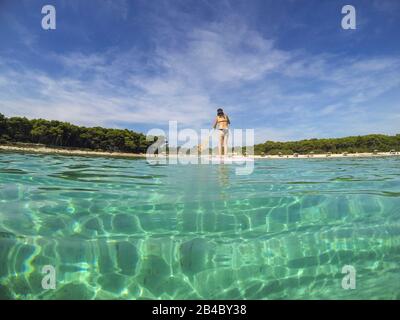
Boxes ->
[206,156,254,163]
[197,130,253,163]
[146,155,254,166]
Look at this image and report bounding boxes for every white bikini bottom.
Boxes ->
[218,128,229,137]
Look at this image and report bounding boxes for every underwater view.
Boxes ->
[0,152,399,299]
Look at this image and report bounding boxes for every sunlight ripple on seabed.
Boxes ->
[0,153,399,299]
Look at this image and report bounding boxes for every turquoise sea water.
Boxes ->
[0,152,399,299]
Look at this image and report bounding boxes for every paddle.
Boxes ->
[197,129,214,153]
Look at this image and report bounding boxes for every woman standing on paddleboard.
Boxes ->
[213,108,230,156]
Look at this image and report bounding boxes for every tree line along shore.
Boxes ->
[1,113,399,156]
[0,113,153,154]
[254,134,400,155]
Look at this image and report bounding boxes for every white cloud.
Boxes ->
[162,23,289,85]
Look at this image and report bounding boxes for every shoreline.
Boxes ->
[0,145,147,158]
[259,152,399,159]
[1,145,399,160]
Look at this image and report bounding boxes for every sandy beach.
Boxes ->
[257,152,399,159]
[0,145,147,158]
[1,144,398,160]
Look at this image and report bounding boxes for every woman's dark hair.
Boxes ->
[217,108,224,115]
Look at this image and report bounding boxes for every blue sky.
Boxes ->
[0,0,399,143]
